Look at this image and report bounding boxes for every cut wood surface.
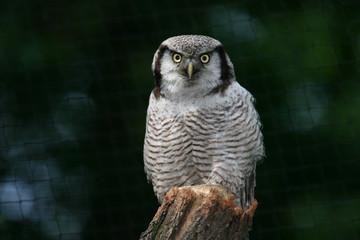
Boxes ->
[140,184,258,240]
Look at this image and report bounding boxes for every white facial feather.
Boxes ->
[160,51,223,99]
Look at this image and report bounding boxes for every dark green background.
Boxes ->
[0,0,359,239]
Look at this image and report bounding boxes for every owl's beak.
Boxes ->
[187,63,193,80]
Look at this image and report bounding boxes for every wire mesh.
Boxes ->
[0,0,359,239]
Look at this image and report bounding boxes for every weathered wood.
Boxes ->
[140,184,258,240]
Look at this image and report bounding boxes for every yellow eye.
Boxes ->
[172,53,182,63]
[200,54,210,63]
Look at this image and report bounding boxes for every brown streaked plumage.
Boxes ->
[144,35,265,210]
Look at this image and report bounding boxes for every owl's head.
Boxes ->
[152,35,235,98]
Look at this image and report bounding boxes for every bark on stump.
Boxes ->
[140,184,258,240]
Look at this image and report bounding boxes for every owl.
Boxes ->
[143,35,265,210]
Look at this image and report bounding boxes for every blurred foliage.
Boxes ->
[0,0,359,239]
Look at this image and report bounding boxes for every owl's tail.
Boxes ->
[240,162,256,211]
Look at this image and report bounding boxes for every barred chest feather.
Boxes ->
[143,81,264,207]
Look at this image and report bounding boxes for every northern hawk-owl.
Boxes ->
[144,35,265,210]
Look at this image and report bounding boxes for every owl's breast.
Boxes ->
[144,101,204,199]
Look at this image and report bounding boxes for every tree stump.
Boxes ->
[140,184,258,240]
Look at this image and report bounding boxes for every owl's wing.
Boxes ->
[203,82,265,210]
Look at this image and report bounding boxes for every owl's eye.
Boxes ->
[172,53,182,63]
[200,54,210,64]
